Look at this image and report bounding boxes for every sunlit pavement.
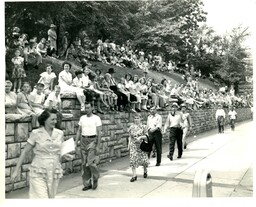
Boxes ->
[56,121,253,198]
[6,121,253,199]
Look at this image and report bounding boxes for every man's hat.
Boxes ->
[171,102,179,108]
[108,68,115,74]
[180,103,187,108]
[50,24,56,28]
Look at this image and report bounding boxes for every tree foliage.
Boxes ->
[5,1,252,85]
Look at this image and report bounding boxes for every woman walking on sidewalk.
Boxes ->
[11,109,74,198]
[128,113,148,182]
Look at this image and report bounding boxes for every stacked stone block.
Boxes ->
[5,95,252,192]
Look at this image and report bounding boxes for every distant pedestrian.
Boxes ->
[75,102,102,191]
[215,104,226,133]
[146,106,162,166]
[228,106,237,131]
[163,102,183,161]
[180,103,192,149]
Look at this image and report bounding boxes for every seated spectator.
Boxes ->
[30,83,46,116]
[65,43,78,60]
[36,38,47,57]
[44,85,63,129]
[36,64,56,95]
[105,68,129,112]
[23,40,42,69]
[102,74,118,111]
[5,80,22,116]
[146,79,159,109]
[58,61,86,111]
[157,84,169,109]
[135,77,148,111]
[129,75,142,112]
[16,82,38,128]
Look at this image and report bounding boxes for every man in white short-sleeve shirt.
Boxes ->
[75,102,102,191]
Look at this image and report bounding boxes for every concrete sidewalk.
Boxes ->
[5,121,254,199]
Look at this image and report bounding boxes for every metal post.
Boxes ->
[192,169,213,197]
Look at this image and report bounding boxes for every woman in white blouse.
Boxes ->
[58,61,86,111]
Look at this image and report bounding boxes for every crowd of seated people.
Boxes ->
[6,26,252,125]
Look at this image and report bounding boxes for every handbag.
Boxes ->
[140,135,152,152]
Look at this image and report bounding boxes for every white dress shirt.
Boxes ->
[147,114,162,131]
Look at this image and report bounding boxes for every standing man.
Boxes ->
[163,102,183,161]
[75,102,102,191]
[48,24,57,57]
[215,103,226,133]
[228,106,237,131]
[147,106,162,166]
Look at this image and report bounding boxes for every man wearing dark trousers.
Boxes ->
[147,106,162,166]
[163,102,183,161]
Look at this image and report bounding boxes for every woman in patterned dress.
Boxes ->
[128,113,148,182]
[11,109,74,198]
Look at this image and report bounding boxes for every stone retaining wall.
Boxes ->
[5,95,252,192]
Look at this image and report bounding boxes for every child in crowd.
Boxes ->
[11,49,26,93]
[37,64,56,95]
[30,83,46,116]
[44,85,63,129]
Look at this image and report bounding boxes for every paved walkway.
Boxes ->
[5,121,254,199]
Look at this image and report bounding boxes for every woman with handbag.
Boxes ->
[127,113,149,182]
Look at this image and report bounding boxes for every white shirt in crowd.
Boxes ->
[44,91,61,109]
[147,114,162,131]
[78,114,102,136]
[215,109,226,120]
[58,70,73,91]
[38,71,56,92]
[164,112,183,132]
[228,110,237,120]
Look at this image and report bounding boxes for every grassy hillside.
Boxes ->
[6,55,217,91]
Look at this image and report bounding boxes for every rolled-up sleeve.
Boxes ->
[27,130,37,146]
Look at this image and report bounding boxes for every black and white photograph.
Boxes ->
[2,0,255,205]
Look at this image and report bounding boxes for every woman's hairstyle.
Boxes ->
[62,61,72,69]
[5,80,13,87]
[46,64,53,70]
[38,109,58,126]
[125,73,132,80]
[161,79,167,85]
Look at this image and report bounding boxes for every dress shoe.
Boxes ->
[130,176,137,182]
[82,185,92,191]
[97,110,104,114]
[152,153,156,158]
[167,154,173,161]
[184,142,187,149]
[155,163,160,166]
[143,172,148,178]
[177,155,182,159]
[92,179,98,190]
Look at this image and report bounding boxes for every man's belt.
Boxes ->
[82,135,97,138]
